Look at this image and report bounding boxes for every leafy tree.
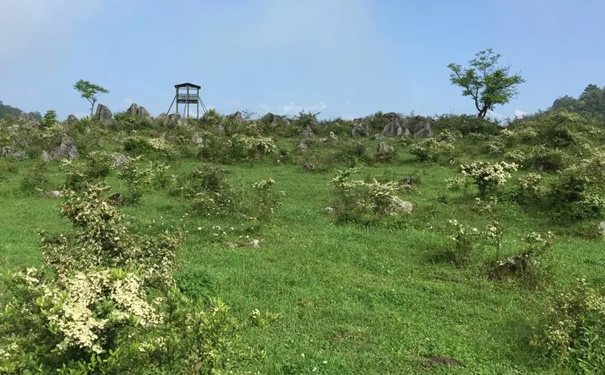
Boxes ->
[41,109,57,128]
[73,79,109,116]
[549,84,605,118]
[448,49,525,118]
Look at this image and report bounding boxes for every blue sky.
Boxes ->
[1,0,604,120]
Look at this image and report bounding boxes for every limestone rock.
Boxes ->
[391,199,413,214]
[300,125,315,138]
[94,104,112,121]
[12,151,26,161]
[0,146,13,158]
[414,123,433,138]
[40,150,52,163]
[303,163,315,172]
[376,142,394,155]
[126,103,151,119]
[599,221,605,237]
[229,111,245,122]
[375,142,395,161]
[192,132,204,145]
[297,140,310,150]
[329,131,338,141]
[46,190,62,199]
[50,135,79,160]
[65,114,78,125]
[112,153,130,168]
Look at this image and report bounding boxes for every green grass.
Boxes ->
[1,150,604,374]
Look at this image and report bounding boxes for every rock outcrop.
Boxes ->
[94,104,113,121]
[65,114,78,125]
[49,135,79,160]
[126,103,151,119]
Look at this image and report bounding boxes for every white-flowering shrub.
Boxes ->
[531,280,605,373]
[514,172,547,203]
[445,176,470,192]
[330,168,410,223]
[0,183,240,374]
[460,161,518,196]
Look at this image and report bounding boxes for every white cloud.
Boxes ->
[514,109,527,118]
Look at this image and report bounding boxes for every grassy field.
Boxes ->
[1,145,604,374]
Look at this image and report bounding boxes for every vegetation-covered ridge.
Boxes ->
[0,52,604,373]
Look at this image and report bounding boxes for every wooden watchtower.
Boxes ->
[167,82,208,119]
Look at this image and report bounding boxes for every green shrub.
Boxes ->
[20,161,50,194]
[490,231,555,289]
[0,159,17,186]
[329,168,409,223]
[117,158,169,205]
[547,153,605,221]
[530,146,568,172]
[332,141,369,166]
[439,219,481,265]
[410,138,454,162]
[0,183,240,374]
[531,280,605,373]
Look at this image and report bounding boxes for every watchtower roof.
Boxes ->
[174,82,201,89]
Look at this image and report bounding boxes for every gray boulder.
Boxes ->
[112,153,130,168]
[50,135,79,160]
[381,113,406,137]
[192,132,204,145]
[351,121,369,137]
[229,111,245,122]
[329,131,338,141]
[47,190,62,199]
[376,142,394,155]
[0,146,13,158]
[126,103,151,119]
[414,123,433,138]
[40,150,52,163]
[12,151,26,161]
[94,104,112,121]
[391,199,413,214]
[65,114,78,125]
[599,221,605,237]
[297,140,310,150]
[300,125,315,138]
[164,113,181,127]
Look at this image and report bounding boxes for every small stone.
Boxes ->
[391,199,413,214]
[46,190,62,199]
[12,151,26,161]
[0,146,13,157]
[112,153,130,168]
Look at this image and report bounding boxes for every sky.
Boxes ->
[0,0,604,120]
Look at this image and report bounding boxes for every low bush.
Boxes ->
[531,280,605,373]
[329,168,410,223]
[20,161,50,194]
[410,138,455,162]
[460,161,518,197]
[0,182,241,374]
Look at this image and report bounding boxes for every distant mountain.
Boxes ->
[549,84,605,118]
[0,101,41,121]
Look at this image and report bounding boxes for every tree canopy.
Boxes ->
[73,79,109,115]
[550,84,605,118]
[448,49,525,118]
